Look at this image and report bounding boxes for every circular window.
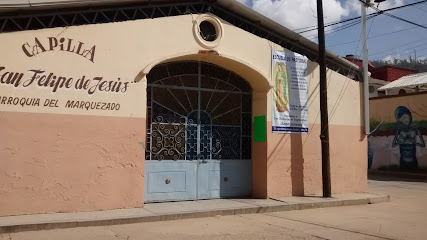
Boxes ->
[369,86,375,93]
[193,15,223,49]
[199,21,217,42]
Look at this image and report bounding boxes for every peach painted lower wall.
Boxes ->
[252,141,268,199]
[0,111,366,216]
[266,122,367,198]
[0,112,146,217]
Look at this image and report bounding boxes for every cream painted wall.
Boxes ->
[306,62,363,126]
[0,13,362,125]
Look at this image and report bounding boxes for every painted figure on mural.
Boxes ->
[392,106,425,169]
[274,62,289,112]
[368,120,384,169]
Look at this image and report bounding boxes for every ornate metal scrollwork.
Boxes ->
[151,124,186,160]
[146,61,252,162]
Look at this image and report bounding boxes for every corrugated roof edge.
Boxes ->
[0,0,173,11]
[378,72,427,90]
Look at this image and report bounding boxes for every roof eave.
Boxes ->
[215,0,361,80]
[0,0,362,80]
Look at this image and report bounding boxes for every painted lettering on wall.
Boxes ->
[22,37,96,63]
[0,95,121,111]
[0,66,130,95]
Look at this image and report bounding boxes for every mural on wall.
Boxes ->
[369,95,427,170]
[392,106,425,169]
[368,120,384,169]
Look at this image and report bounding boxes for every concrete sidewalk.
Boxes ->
[0,192,389,234]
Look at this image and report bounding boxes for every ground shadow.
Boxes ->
[368,172,427,183]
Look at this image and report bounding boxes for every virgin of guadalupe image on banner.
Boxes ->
[272,50,309,134]
[273,62,289,113]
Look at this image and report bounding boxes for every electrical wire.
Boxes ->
[369,40,427,58]
[302,1,427,130]
[383,12,427,30]
[300,10,378,37]
[372,45,427,61]
[269,0,288,18]
[335,1,427,61]
[325,14,377,34]
[361,0,427,30]
[303,14,377,39]
[294,0,427,33]
[298,16,364,34]
[298,14,379,34]
[328,11,376,122]
[412,5,427,13]
[327,25,419,48]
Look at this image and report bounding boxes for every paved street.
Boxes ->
[1,179,426,240]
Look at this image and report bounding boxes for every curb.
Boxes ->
[0,194,390,234]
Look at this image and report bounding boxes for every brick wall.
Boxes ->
[371,66,417,82]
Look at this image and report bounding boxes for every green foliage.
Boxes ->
[412,120,427,129]
[371,59,427,72]
[370,119,397,136]
[370,119,427,136]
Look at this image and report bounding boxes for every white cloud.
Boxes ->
[383,54,398,63]
[343,0,404,15]
[380,49,417,61]
[252,0,348,31]
[238,0,404,40]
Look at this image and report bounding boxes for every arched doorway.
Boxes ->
[144,61,252,202]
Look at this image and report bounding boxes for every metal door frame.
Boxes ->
[144,61,252,202]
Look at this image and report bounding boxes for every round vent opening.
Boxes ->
[199,21,217,42]
[193,15,223,49]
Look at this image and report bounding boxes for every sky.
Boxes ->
[235,0,427,62]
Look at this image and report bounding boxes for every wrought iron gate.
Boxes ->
[144,61,252,202]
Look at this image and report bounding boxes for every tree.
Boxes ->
[370,59,427,73]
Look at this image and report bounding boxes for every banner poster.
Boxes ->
[272,50,309,134]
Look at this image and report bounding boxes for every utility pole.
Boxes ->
[361,0,370,134]
[316,0,331,198]
[413,49,417,68]
[361,0,386,132]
